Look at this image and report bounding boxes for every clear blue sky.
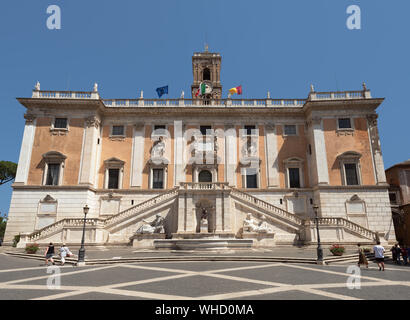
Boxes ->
[0,0,409,217]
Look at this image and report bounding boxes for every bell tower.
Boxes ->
[191,45,222,100]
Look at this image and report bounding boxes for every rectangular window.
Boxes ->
[200,126,212,136]
[152,169,164,189]
[338,118,352,129]
[344,163,359,185]
[54,118,67,129]
[245,168,258,188]
[46,164,60,186]
[389,192,397,205]
[284,125,297,136]
[108,168,120,189]
[244,125,256,136]
[112,125,125,136]
[288,168,300,188]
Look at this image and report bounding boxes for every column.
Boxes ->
[310,117,330,185]
[367,114,387,185]
[265,123,279,188]
[14,114,36,185]
[215,195,223,232]
[130,123,145,188]
[174,120,185,186]
[79,116,100,186]
[225,124,237,186]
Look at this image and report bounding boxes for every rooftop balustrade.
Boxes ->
[30,86,372,107]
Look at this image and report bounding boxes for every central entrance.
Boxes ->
[198,170,212,183]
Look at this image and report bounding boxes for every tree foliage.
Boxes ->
[0,161,17,185]
[0,216,6,240]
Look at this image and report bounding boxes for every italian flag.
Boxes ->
[195,83,206,97]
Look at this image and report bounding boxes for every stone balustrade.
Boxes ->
[30,89,372,106]
[308,217,376,239]
[103,187,179,228]
[230,188,303,226]
[180,182,229,190]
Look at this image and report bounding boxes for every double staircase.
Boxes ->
[20,184,377,245]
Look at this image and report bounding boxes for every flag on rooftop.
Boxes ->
[156,85,168,98]
[229,85,242,96]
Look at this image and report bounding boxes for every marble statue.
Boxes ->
[93,83,98,92]
[243,213,272,233]
[35,81,40,91]
[151,136,165,158]
[181,90,184,99]
[310,84,315,92]
[136,214,165,234]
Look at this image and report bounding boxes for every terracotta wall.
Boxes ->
[323,118,375,186]
[276,124,309,188]
[27,117,84,185]
[98,125,133,189]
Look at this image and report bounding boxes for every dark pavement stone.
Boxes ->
[17,266,180,287]
[232,289,336,300]
[218,265,360,285]
[56,291,150,300]
[0,288,71,300]
[319,285,410,300]
[135,261,266,272]
[119,275,274,298]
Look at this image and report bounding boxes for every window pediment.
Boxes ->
[42,151,66,163]
[337,151,362,160]
[104,157,125,168]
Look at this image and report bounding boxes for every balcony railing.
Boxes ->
[30,89,372,106]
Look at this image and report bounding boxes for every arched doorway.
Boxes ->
[198,170,212,182]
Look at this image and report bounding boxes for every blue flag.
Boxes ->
[156,85,168,98]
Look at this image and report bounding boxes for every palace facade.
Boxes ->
[4,48,395,248]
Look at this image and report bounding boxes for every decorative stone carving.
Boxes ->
[24,113,36,124]
[242,137,258,157]
[35,81,40,91]
[265,123,275,131]
[93,83,98,92]
[367,114,381,152]
[85,116,100,129]
[151,136,165,158]
[310,84,315,92]
[136,214,165,234]
[243,213,273,233]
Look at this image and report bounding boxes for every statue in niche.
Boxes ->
[242,137,257,157]
[136,214,165,234]
[243,213,272,233]
[151,136,165,158]
[200,208,209,233]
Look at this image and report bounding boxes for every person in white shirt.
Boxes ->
[373,241,385,271]
[59,244,72,266]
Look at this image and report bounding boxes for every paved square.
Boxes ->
[1,253,410,300]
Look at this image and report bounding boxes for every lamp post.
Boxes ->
[77,204,89,266]
[313,204,324,263]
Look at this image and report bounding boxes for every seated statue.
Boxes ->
[136,214,165,234]
[243,213,272,233]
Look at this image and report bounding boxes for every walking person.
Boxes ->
[390,244,398,264]
[44,242,56,266]
[357,243,369,268]
[401,245,408,265]
[59,243,73,266]
[396,244,402,265]
[373,241,385,271]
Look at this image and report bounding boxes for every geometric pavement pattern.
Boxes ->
[1,253,410,300]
